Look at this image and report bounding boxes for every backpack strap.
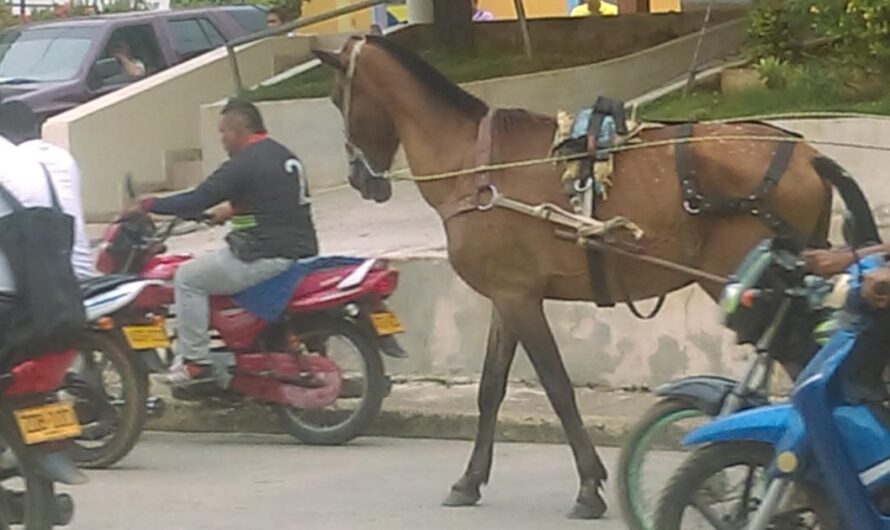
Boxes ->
[0,182,24,212]
[39,164,63,212]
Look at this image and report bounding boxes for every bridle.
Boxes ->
[341,37,389,180]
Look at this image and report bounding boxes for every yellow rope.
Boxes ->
[650,111,890,125]
[386,133,890,183]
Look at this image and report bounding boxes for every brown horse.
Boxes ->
[313,35,877,519]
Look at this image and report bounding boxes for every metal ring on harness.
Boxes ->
[683,199,702,215]
[574,178,593,193]
[477,184,500,212]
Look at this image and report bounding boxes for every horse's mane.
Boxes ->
[365,35,489,120]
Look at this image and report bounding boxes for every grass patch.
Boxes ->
[248,46,636,102]
[641,65,890,121]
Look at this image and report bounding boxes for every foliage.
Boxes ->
[0,3,16,30]
[171,0,301,13]
[748,0,890,71]
[641,74,890,122]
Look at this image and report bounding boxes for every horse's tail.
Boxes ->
[812,156,881,246]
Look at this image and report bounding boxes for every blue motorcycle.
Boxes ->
[654,240,888,530]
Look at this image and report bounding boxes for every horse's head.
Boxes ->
[314,36,396,203]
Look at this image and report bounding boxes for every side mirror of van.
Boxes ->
[88,58,123,89]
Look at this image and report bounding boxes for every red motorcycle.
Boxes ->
[86,210,406,448]
[0,349,85,528]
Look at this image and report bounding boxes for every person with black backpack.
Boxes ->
[0,125,86,362]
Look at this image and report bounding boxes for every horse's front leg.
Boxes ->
[443,306,518,507]
[500,297,609,520]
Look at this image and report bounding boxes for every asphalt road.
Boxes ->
[63,433,683,530]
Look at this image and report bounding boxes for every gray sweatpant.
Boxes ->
[173,247,292,381]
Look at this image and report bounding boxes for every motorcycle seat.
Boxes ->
[80,274,142,299]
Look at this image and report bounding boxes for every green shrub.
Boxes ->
[749,0,890,71]
[0,4,16,30]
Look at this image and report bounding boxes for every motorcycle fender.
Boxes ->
[683,403,795,447]
[655,376,767,416]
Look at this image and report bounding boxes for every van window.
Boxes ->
[169,18,226,60]
[104,25,164,73]
[223,7,267,35]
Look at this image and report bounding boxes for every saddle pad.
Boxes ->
[233,256,365,321]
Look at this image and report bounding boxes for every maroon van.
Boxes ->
[0,6,267,118]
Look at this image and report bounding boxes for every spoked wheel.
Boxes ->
[62,333,147,469]
[654,442,840,530]
[617,399,712,530]
[0,427,72,529]
[274,320,385,446]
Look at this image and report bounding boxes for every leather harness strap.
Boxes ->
[435,110,496,222]
[674,122,801,243]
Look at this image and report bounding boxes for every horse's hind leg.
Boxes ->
[444,306,518,507]
[500,297,608,520]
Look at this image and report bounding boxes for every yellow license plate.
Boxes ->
[122,324,170,349]
[14,402,81,445]
[370,312,405,336]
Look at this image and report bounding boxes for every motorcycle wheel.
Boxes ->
[64,333,147,469]
[0,423,68,529]
[617,398,712,530]
[274,320,385,446]
[654,441,839,530]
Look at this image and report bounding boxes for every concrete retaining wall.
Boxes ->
[385,259,747,390]
[200,18,747,192]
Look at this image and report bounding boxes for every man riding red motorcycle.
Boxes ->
[131,99,321,388]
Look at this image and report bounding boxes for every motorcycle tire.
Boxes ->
[274,320,385,446]
[654,441,840,530]
[66,332,147,469]
[0,422,65,530]
[617,398,711,530]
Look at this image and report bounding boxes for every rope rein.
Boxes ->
[376,133,890,183]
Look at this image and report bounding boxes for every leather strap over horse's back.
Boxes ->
[435,110,496,222]
[674,122,800,243]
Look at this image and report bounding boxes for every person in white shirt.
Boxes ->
[0,102,97,280]
[0,134,56,338]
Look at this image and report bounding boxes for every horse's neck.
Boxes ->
[379,80,481,210]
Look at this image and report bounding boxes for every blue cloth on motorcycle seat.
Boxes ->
[233,256,365,321]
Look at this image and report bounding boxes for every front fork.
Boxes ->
[746,479,791,530]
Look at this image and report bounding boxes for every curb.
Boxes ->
[146,399,637,447]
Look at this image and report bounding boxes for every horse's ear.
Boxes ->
[313,49,345,72]
[369,24,383,36]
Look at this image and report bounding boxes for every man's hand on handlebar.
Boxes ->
[206,203,234,226]
[863,267,890,309]
[802,248,857,278]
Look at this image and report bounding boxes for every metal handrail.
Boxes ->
[225,0,395,94]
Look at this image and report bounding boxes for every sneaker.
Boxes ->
[158,362,214,387]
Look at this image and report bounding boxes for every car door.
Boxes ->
[165,16,227,63]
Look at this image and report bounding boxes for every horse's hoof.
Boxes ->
[567,497,607,520]
[442,487,481,507]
